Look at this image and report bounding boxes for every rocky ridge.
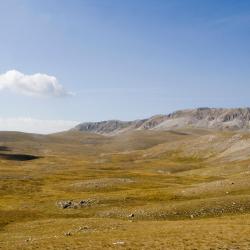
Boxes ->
[72,108,250,135]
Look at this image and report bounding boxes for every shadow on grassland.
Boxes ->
[0,153,40,161]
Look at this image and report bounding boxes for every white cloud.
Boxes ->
[0,70,72,97]
[0,117,79,134]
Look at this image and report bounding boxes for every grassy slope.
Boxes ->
[0,129,250,249]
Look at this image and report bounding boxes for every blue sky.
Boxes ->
[0,0,250,133]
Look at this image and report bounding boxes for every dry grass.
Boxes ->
[0,129,250,249]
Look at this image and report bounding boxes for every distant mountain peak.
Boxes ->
[72,107,250,135]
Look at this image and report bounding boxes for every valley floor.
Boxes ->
[1,215,250,249]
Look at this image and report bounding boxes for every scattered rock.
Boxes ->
[113,241,125,245]
[57,200,73,209]
[64,232,71,236]
[78,226,89,231]
[79,199,94,207]
[57,199,95,209]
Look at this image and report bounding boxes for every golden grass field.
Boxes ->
[0,129,250,249]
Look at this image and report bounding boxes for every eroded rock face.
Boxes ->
[72,108,250,135]
[72,119,146,135]
[56,199,96,209]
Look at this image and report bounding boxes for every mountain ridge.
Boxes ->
[72,107,250,135]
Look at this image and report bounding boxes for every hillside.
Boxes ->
[72,107,250,135]
[0,128,250,249]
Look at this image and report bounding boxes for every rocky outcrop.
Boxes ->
[72,108,250,135]
[72,119,146,135]
[56,199,96,209]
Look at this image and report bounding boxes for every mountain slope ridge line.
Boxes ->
[72,107,250,135]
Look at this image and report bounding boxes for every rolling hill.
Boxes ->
[0,110,250,249]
